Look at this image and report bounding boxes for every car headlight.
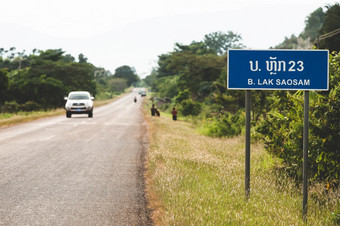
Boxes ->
[65,102,71,110]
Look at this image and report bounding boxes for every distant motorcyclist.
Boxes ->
[134,96,137,103]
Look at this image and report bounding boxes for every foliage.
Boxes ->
[200,111,245,137]
[274,34,299,49]
[300,7,325,41]
[174,42,216,55]
[1,100,42,112]
[2,49,97,111]
[310,83,340,181]
[147,31,247,121]
[175,89,190,103]
[113,65,140,86]
[29,56,96,94]
[142,6,340,185]
[257,53,340,181]
[0,49,136,113]
[319,3,340,52]
[38,49,64,61]
[78,53,88,63]
[174,89,202,116]
[0,69,8,104]
[256,92,305,180]
[204,31,245,55]
[153,75,180,98]
[94,68,132,100]
[143,68,157,89]
[107,78,128,93]
[154,42,226,100]
[20,101,42,111]
[274,6,327,49]
[179,99,202,116]
[1,101,20,113]
[0,48,117,112]
[7,71,66,109]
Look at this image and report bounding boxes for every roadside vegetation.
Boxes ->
[0,48,140,113]
[144,4,340,184]
[143,3,340,224]
[144,110,339,225]
[0,47,140,127]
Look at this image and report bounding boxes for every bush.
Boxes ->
[257,86,340,181]
[200,111,245,137]
[1,100,42,113]
[180,99,201,116]
[2,101,20,113]
[21,101,42,111]
[309,84,340,180]
[256,53,340,181]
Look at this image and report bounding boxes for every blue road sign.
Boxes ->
[227,49,329,90]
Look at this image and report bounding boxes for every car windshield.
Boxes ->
[69,94,89,100]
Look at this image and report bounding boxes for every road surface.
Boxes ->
[0,90,152,225]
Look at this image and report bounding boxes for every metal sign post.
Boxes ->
[303,91,309,221]
[227,49,329,220]
[245,90,251,199]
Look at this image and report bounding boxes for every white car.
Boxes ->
[64,91,94,118]
[140,91,147,97]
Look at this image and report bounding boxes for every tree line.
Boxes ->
[0,48,139,112]
[142,3,340,183]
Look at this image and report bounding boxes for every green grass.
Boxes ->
[144,110,339,225]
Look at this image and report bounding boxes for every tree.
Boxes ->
[4,49,97,109]
[0,69,9,104]
[114,65,140,86]
[78,53,88,63]
[204,31,245,55]
[319,3,340,52]
[0,48,29,71]
[274,35,299,49]
[0,47,126,111]
[143,68,157,87]
[274,7,326,49]
[151,38,231,100]
[174,41,215,55]
[161,47,225,99]
[38,49,64,61]
[257,52,340,181]
[107,78,128,93]
[27,58,96,95]
[7,70,66,109]
[62,54,75,63]
[153,75,180,98]
[300,7,325,41]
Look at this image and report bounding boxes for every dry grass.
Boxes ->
[144,108,339,225]
[0,109,65,128]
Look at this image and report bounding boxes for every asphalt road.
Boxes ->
[0,90,152,225]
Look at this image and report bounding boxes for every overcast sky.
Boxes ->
[0,0,338,78]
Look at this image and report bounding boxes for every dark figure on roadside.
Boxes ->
[151,104,156,116]
[172,107,178,121]
[155,109,160,117]
[134,96,137,103]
